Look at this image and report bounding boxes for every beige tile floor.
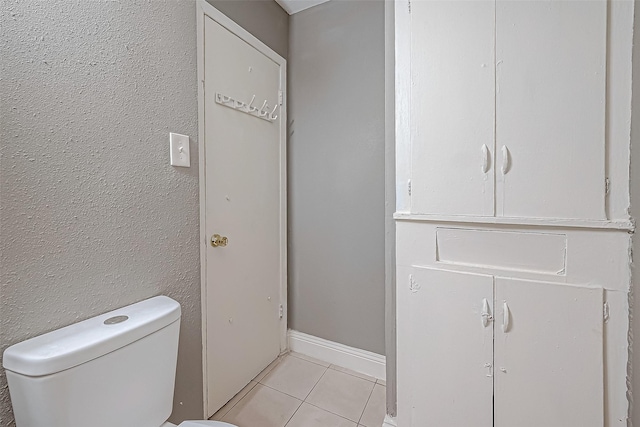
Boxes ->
[210,352,386,427]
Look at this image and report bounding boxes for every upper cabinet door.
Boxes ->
[494,278,604,427]
[410,0,495,216]
[496,0,607,220]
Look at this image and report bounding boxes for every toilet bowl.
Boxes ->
[3,296,238,427]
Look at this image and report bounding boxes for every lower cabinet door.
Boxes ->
[407,267,494,427]
[494,278,604,427]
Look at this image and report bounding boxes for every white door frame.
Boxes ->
[196,0,288,416]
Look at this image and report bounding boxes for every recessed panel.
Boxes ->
[436,228,567,274]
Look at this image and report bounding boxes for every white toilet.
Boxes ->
[2,296,236,427]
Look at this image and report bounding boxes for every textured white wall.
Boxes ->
[631,4,640,425]
[0,1,202,424]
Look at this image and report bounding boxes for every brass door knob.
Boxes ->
[211,234,228,248]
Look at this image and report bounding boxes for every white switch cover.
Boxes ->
[170,132,190,167]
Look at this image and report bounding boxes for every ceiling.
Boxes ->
[275,0,331,15]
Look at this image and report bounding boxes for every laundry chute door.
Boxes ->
[203,15,285,416]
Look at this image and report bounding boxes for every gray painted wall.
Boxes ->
[206,0,289,59]
[288,0,386,355]
[0,1,288,426]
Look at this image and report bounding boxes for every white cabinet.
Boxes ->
[406,268,493,427]
[494,277,604,427]
[410,0,495,217]
[409,0,608,220]
[495,0,607,220]
[403,267,604,427]
[396,1,634,425]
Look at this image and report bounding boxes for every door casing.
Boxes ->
[196,0,288,416]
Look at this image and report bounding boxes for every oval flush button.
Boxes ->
[104,315,129,325]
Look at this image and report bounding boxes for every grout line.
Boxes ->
[257,355,286,385]
[254,355,283,384]
[259,382,307,402]
[283,398,304,427]
[288,351,331,368]
[212,381,258,421]
[328,364,376,383]
[302,365,329,401]
[303,400,364,425]
[357,383,376,426]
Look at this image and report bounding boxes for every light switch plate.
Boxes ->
[170,132,190,167]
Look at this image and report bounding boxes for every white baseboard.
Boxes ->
[287,329,386,380]
[382,415,397,427]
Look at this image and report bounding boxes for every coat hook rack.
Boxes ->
[215,93,278,123]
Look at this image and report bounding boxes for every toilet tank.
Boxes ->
[3,296,181,427]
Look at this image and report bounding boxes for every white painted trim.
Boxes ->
[275,0,330,15]
[288,330,386,380]
[395,0,411,213]
[197,0,288,417]
[196,2,207,418]
[382,415,397,427]
[393,213,635,231]
[384,0,397,419]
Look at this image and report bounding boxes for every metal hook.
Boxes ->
[222,95,232,104]
[270,105,278,121]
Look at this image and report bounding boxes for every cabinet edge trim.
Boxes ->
[393,213,634,231]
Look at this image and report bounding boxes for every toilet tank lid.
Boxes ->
[2,296,181,377]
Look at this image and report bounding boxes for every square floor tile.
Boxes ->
[286,402,357,427]
[359,383,386,427]
[260,354,327,399]
[329,364,376,382]
[210,381,258,421]
[306,368,375,422]
[222,384,301,427]
[289,351,331,367]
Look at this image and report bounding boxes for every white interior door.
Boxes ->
[495,0,607,220]
[410,0,495,216]
[202,13,286,416]
[406,267,493,427]
[494,278,604,427]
